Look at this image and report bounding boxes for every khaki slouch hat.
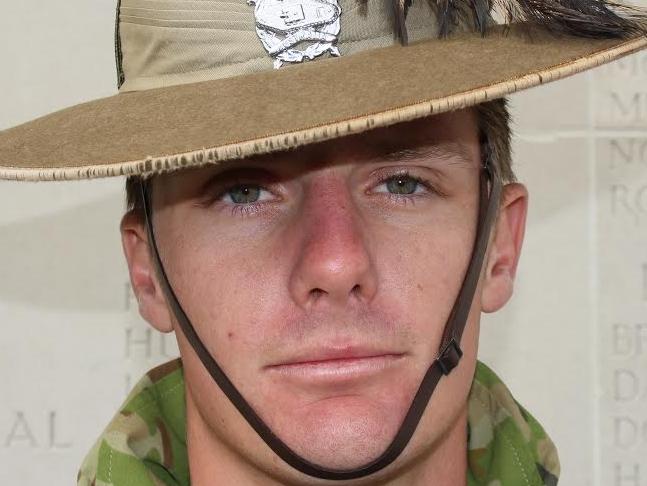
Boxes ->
[0,0,645,181]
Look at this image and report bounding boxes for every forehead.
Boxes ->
[156,108,480,190]
[291,107,480,166]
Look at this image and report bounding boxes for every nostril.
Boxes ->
[310,288,325,301]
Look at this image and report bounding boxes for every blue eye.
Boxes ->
[385,175,422,195]
[226,184,262,204]
[375,173,428,196]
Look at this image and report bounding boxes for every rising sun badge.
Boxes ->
[248,0,342,68]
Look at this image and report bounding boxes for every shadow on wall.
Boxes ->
[0,195,127,311]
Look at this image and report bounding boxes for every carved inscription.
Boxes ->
[614,369,647,402]
[3,411,72,449]
[614,324,647,356]
[610,139,647,169]
[599,131,647,485]
[606,139,647,226]
[605,263,647,481]
[595,52,647,128]
[610,183,647,224]
[124,327,174,359]
[4,412,36,447]
[615,416,647,449]
[609,92,647,125]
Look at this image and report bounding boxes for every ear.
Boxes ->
[480,183,529,313]
[120,211,174,333]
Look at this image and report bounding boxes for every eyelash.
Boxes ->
[214,171,440,217]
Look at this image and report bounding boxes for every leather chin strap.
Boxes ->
[139,161,502,481]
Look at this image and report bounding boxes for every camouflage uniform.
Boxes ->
[77,359,560,486]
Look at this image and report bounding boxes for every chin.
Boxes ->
[267,394,410,470]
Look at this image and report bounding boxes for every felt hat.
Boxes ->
[0,0,645,181]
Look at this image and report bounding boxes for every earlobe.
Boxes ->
[481,183,529,313]
[120,211,175,333]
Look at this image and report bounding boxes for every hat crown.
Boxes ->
[115,0,472,92]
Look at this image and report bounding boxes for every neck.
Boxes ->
[186,389,468,486]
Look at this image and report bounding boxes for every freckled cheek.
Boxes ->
[376,232,467,316]
[167,236,284,364]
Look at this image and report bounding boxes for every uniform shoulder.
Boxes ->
[77,358,188,486]
[467,361,561,486]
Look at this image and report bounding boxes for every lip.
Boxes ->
[269,346,405,366]
[265,346,407,382]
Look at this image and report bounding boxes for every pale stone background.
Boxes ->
[0,1,646,485]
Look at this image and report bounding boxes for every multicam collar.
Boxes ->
[77,359,560,486]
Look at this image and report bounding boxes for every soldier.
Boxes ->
[0,0,645,484]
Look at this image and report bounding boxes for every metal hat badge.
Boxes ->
[249,0,342,68]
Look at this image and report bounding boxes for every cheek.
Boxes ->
[160,214,288,367]
[373,220,473,323]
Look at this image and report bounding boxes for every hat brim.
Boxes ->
[1,25,645,181]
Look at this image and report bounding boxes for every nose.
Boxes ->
[288,174,378,310]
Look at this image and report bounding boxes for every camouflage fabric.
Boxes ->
[466,364,560,486]
[77,359,560,486]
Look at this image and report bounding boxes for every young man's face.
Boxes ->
[122,107,528,483]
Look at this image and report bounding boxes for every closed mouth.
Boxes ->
[265,352,407,382]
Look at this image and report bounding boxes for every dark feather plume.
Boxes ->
[470,0,491,34]
[371,0,647,45]
[394,0,414,43]
[437,0,458,36]
[507,0,647,38]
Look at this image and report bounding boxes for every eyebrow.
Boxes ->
[381,142,477,167]
[194,141,477,197]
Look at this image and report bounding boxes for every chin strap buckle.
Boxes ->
[436,338,463,376]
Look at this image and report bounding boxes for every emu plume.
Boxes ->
[362,0,647,44]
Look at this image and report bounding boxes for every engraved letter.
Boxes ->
[610,139,635,168]
[613,324,632,356]
[611,184,634,217]
[615,417,638,449]
[614,369,639,402]
[4,412,37,448]
[610,92,643,123]
[125,327,153,359]
[48,411,72,449]
[615,462,640,486]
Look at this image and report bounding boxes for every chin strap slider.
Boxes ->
[436,338,463,376]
